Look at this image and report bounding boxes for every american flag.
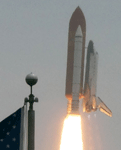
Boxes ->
[0,105,28,150]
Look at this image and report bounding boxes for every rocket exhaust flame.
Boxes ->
[60,114,83,150]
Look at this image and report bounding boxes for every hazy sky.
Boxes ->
[0,0,121,150]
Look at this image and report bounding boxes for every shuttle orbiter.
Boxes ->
[83,41,112,117]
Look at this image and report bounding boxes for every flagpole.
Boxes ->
[25,73,38,150]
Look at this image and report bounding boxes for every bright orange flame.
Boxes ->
[60,114,83,150]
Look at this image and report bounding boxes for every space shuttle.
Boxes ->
[65,6,112,117]
[83,41,112,117]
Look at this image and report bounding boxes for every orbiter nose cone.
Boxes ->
[75,25,82,37]
[88,40,93,46]
[88,40,94,53]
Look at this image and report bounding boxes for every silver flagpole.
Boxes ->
[24,73,38,150]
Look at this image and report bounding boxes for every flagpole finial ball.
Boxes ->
[25,73,38,86]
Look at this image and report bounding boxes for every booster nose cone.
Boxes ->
[75,25,82,37]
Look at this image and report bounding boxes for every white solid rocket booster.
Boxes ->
[71,25,83,114]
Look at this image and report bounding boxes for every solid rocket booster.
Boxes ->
[71,26,83,114]
[65,7,86,114]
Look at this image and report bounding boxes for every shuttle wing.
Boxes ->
[96,97,112,117]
